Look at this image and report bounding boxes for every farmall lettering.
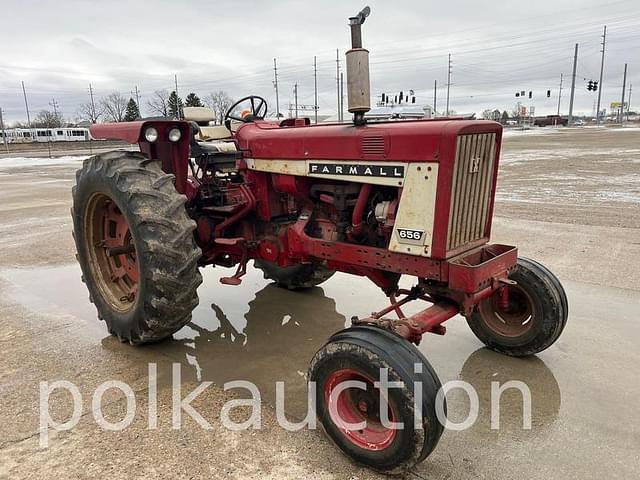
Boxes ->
[309,163,405,178]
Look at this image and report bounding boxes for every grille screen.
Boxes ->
[446,133,497,251]
[361,135,386,156]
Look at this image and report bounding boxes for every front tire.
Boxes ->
[309,326,444,474]
[72,151,202,344]
[467,257,568,357]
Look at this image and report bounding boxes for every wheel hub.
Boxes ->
[85,193,139,312]
[325,368,397,451]
[479,285,534,337]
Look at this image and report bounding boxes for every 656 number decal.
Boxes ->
[396,228,424,242]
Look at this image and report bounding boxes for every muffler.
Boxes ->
[346,6,371,126]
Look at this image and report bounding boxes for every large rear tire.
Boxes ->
[467,257,568,357]
[309,326,444,474]
[72,151,202,344]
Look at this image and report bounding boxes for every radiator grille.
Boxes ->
[361,135,386,156]
[447,133,497,252]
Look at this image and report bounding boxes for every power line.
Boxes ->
[557,73,564,115]
[446,54,452,116]
[568,44,579,125]
[21,81,31,128]
[313,55,318,124]
[273,58,280,118]
[596,25,607,124]
[620,62,628,122]
[0,106,8,153]
[336,49,341,121]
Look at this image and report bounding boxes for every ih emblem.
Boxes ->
[470,155,481,173]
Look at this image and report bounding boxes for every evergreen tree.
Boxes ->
[184,92,203,107]
[124,98,140,121]
[168,91,184,119]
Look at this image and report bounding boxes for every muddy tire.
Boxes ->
[309,326,444,474]
[467,257,568,357]
[71,151,202,344]
[254,259,334,290]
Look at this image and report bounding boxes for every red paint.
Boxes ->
[351,183,372,236]
[324,368,397,451]
[92,115,516,345]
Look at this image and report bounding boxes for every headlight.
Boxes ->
[144,127,158,142]
[168,127,182,142]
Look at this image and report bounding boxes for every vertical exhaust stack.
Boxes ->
[346,6,371,126]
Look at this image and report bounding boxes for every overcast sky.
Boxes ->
[1,0,638,123]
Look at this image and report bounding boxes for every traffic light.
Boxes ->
[515,92,520,97]
[547,90,551,97]
[587,81,593,91]
[593,81,598,92]
[528,91,532,99]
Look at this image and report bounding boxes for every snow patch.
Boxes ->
[0,155,88,169]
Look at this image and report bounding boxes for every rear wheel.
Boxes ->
[467,257,568,356]
[72,151,202,344]
[254,259,335,290]
[309,326,444,474]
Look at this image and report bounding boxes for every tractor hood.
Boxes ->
[235,119,502,163]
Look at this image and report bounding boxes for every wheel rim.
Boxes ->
[84,192,139,312]
[478,285,534,338]
[324,368,397,451]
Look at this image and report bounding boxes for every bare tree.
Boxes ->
[33,110,63,128]
[147,89,170,117]
[205,90,234,124]
[77,101,103,124]
[101,92,128,122]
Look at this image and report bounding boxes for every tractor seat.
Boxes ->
[195,140,238,155]
[183,106,233,141]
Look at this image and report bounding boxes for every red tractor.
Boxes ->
[72,7,567,474]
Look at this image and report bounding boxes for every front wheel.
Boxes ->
[309,326,444,474]
[467,257,568,357]
[72,151,202,344]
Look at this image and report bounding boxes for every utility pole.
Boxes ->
[596,26,606,125]
[89,83,97,123]
[273,58,280,119]
[433,80,437,117]
[48,98,60,124]
[132,85,140,116]
[0,107,9,153]
[21,81,31,128]
[294,83,299,118]
[568,43,578,126]
[174,74,181,119]
[340,72,344,122]
[557,73,563,116]
[313,56,318,124]
[446,54,452,116]
[620,63,628,123]
[336,49,341,121]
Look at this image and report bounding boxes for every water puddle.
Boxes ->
[1,263,562,429]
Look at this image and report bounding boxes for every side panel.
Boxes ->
[388,163,439,257]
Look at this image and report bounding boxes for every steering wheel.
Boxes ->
[224,96,268,127]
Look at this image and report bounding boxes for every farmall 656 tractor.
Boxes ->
[72,7,567,474]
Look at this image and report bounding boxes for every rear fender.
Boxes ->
[90,120,191,194]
